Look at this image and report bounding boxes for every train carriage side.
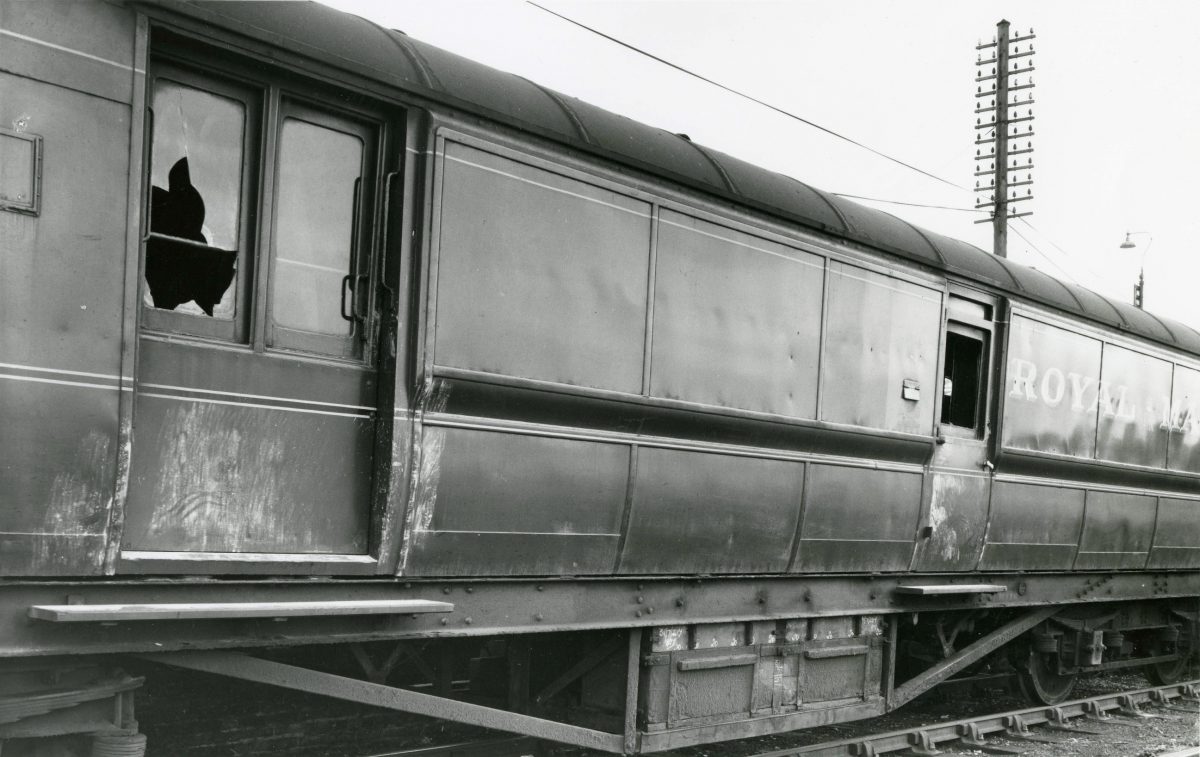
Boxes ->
[1,1,1199,753]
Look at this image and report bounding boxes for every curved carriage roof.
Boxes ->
[171,0,1200,357]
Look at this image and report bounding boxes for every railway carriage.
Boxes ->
[0,1,1197,754]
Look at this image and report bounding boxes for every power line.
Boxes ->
[1008,221,1080,285]
[833,193,985,213]
[1015,217,1117,286]
[527,1,965,191]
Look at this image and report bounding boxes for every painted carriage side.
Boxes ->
[0,2,137,575]
[118,28,407,568]
[984,307,1200,573]
[405,131,944,577]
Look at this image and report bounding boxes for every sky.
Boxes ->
[319,0,1200,330]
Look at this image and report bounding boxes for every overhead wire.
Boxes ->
[1007,221,1080,285]
[529,2,1105,293]
[832,193,985,213]
[526,1,965,191]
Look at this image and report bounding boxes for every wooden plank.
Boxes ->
[28,599,453,622]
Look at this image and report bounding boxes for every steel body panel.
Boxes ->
[1073,490,1156,570]
[133,337,377,408]
[0,1,136,104]
[1000,309,1200,487]
[912,472,990,572]
[1149,497,1200,568]
[795,465,922,572]
[1096,344,1172,467]
[403,426,627,576]
[1002,314,1102,458]
[432,139,651,394]
[1167,365,1200,473]
[980,481,1085,571]
[649,209,823,419]
[619,448,804,575]
[0,380,116,575]
[4,574,1200,658]
[819,261,941,435]
[123,392,373,554]
[0,28,133,576]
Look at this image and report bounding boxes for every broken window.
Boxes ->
[145,78,245,318]
[940,327,986,430]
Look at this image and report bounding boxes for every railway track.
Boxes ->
[764,680,1200,756]
[363,679,1200,757]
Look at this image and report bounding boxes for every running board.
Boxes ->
[28,599,453,622]
[894,584,1008,595]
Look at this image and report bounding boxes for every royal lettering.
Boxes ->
[1007,358,1140,420]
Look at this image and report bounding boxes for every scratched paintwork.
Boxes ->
[124,397,371,554]
[0,18,131,576]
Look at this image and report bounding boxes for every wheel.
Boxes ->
[1144,624,1196,686]
[1015,647,1076,705]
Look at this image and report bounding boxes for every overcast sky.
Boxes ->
[320,0,1200,330]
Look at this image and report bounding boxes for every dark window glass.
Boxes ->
[941,330,984,429]
[145,80,244,318]
[271,118,364,337]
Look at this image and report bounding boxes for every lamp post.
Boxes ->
[1119,231,1153,309]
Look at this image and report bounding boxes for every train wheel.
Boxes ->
[1015,647,1076,705]
[1143,623,1196,686]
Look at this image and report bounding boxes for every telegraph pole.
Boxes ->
[975,21,1036,258]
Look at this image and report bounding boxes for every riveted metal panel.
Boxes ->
[433,140,651,394]
[1001,315,1102,458]
[819,262,941,435]
[404,427,627,576]
[1074,490,1155,570]
[980,481,1084,570]
[795,465,922,573]
[649,209,823,418]
[1167,364,1200,473]
[1095,344,1172,467]
[619,448,802,575]
[124,394,373,554]
[1149,497,1200,568]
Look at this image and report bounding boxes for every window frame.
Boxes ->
[940,324,988,434]
[139,45,395,366]
[140,61,260,343]
[264,99,381,361]
[938,295,995,440]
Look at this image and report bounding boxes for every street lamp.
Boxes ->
[1119,231,1153,309]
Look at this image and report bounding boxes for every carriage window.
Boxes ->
[145,79,245,319]
[941,328,986,430]
[271,118,364,336]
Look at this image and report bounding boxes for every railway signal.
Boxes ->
[974,20,1036,258]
